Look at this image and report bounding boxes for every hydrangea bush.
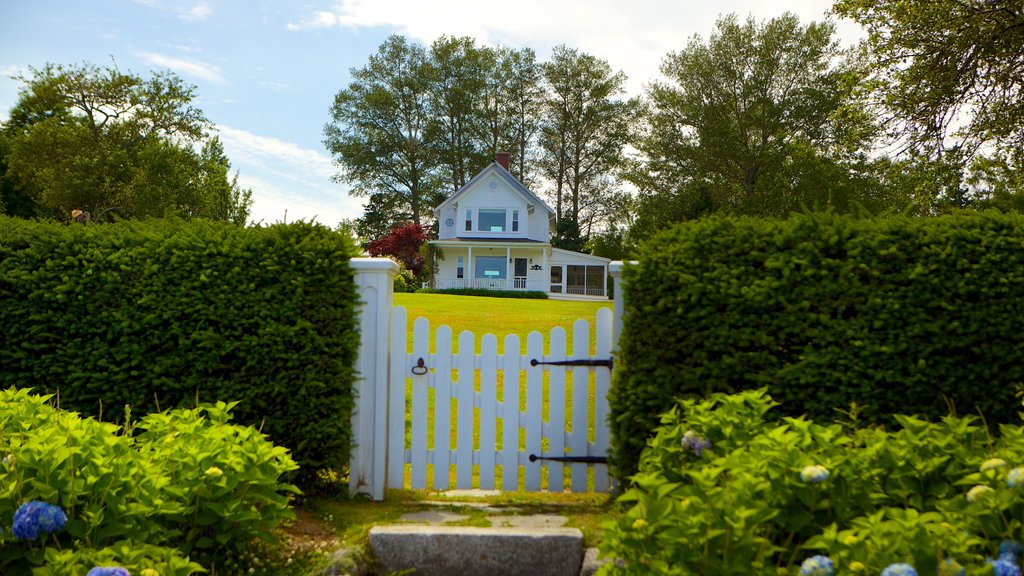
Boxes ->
[0,387,299,575]
[600,388,1024,575]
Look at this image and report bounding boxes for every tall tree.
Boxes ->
[0,61,250,222]
[629,13,894,227]
[833,0,1024,157]
[428,36,492,194]
[540,46,633,248]
[833,0,1024,206]
[477,47,545,185]
[324,35,442,227]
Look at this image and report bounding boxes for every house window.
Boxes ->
[478,209,506,232]
[457,256,464,279]
[465,209,472,231]
[475,256,507,279]
[512,210,519,232]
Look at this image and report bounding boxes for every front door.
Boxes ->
[514,258,528,289]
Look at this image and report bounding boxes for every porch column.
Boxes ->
[349,257,399,501]
[506,246,511,290]
[542,248,548,291]
[603,264,609,299]
[467,246,473,288]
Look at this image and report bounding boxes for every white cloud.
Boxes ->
[214,125,365,226]
[287,0,863,93]
[136,52,225,83]
[181,2,213,21]
[217,125,336,180]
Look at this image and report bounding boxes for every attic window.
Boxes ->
[465,209,472,231]
[512,210,519,232]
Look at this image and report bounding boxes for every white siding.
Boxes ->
[435,168,553,242]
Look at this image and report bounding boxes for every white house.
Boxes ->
[430,155,610,299]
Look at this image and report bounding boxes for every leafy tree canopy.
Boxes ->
[0,61,251,223]
[366,221,429,277]
[833,0,1024,157]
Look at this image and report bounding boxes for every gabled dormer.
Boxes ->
[434,158,555,242]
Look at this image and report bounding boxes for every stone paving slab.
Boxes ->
[370,525,584,576]
[397,510,469,524]
[488,513,569,529]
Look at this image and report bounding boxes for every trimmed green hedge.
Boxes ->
[0,216,359,482]
[418,288,549,299]
[609,211,1024,483]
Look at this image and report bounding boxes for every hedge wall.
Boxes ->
[0,216,359,481]
[609,211,1024,483]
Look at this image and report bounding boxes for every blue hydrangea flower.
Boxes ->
[1000,539,1023,560]
[800,465,830,483]
[681,430,712,456]
[880,563,918,576]
[799,554,834,576]
[12,501,67,540]
[86,568,131,576]
[988,557,1022,576]
[1009,467,1024,488]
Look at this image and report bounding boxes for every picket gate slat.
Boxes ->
[570,318,590,492]
[502,334,521,491]
[455,330,475,489]
[433,325,453,490]
[386,306,408,489]
[410,317,430,490]
[479,334,498,489]
[547,327,567,491]
[594,307,613,492]
[524,332,544,491]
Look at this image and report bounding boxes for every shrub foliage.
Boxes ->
[417,288,549,299]
[0,216,359,478]
[601,389,1024,575]
[610,212,1024,482]
[0,387,299,574]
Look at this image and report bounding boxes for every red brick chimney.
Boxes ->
[495,152,510,170]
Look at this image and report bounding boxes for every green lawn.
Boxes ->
[393,292,611,353]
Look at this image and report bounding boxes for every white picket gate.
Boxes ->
[348,258,632,500]
[385,306,614,493]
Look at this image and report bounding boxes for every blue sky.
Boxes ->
[0,0,860,226]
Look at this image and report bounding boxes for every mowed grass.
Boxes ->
[393,292,611,353]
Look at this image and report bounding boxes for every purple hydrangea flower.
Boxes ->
[681,430,712,456]
[11,501,67,540]
[86,568,131,576]
[988,557,1022,576]
[799,555,834,576]
[880,563,918,576]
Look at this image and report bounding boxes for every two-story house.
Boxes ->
[430,154,610,299]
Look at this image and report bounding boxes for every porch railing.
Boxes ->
[434,278,605,297]
[435,278,519,291]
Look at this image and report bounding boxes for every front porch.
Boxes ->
[429,241,611,299]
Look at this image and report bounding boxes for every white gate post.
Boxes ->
[608,261,637,353]
[349,257,399,500]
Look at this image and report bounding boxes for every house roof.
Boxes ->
[434,162,556,217]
